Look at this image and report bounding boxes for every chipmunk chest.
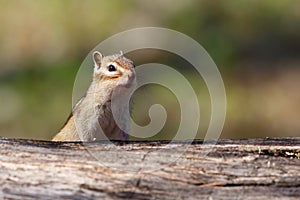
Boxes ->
[95,102,111,116]
[94,102,114,126]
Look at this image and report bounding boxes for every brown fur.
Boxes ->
[52,52,136,142]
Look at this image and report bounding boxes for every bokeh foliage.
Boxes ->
[0,0,299,140]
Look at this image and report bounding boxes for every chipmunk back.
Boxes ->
[52,51,136,142]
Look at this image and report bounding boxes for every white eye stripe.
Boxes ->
[100,62,120,77]
[94,61,126,76]
[107,62,118,69]
[106,62,125,73]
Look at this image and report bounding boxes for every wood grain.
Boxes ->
[0,137,299,199]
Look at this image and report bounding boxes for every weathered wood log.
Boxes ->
[0,137,299,199]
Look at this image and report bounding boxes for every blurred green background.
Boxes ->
[0,0,299,140]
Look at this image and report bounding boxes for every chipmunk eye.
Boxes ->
[108,64,116,72]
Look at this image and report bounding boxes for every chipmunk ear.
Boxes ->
[93,51,103,69]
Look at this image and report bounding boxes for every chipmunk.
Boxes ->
[52,51,136,142]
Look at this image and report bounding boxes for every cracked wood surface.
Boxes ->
[0,137,299,200]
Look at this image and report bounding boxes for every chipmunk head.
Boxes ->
[92,51,136,89]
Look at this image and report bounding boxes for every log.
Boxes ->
[0,137,299,200]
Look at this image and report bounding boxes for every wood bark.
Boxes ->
[0,137,299,200]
